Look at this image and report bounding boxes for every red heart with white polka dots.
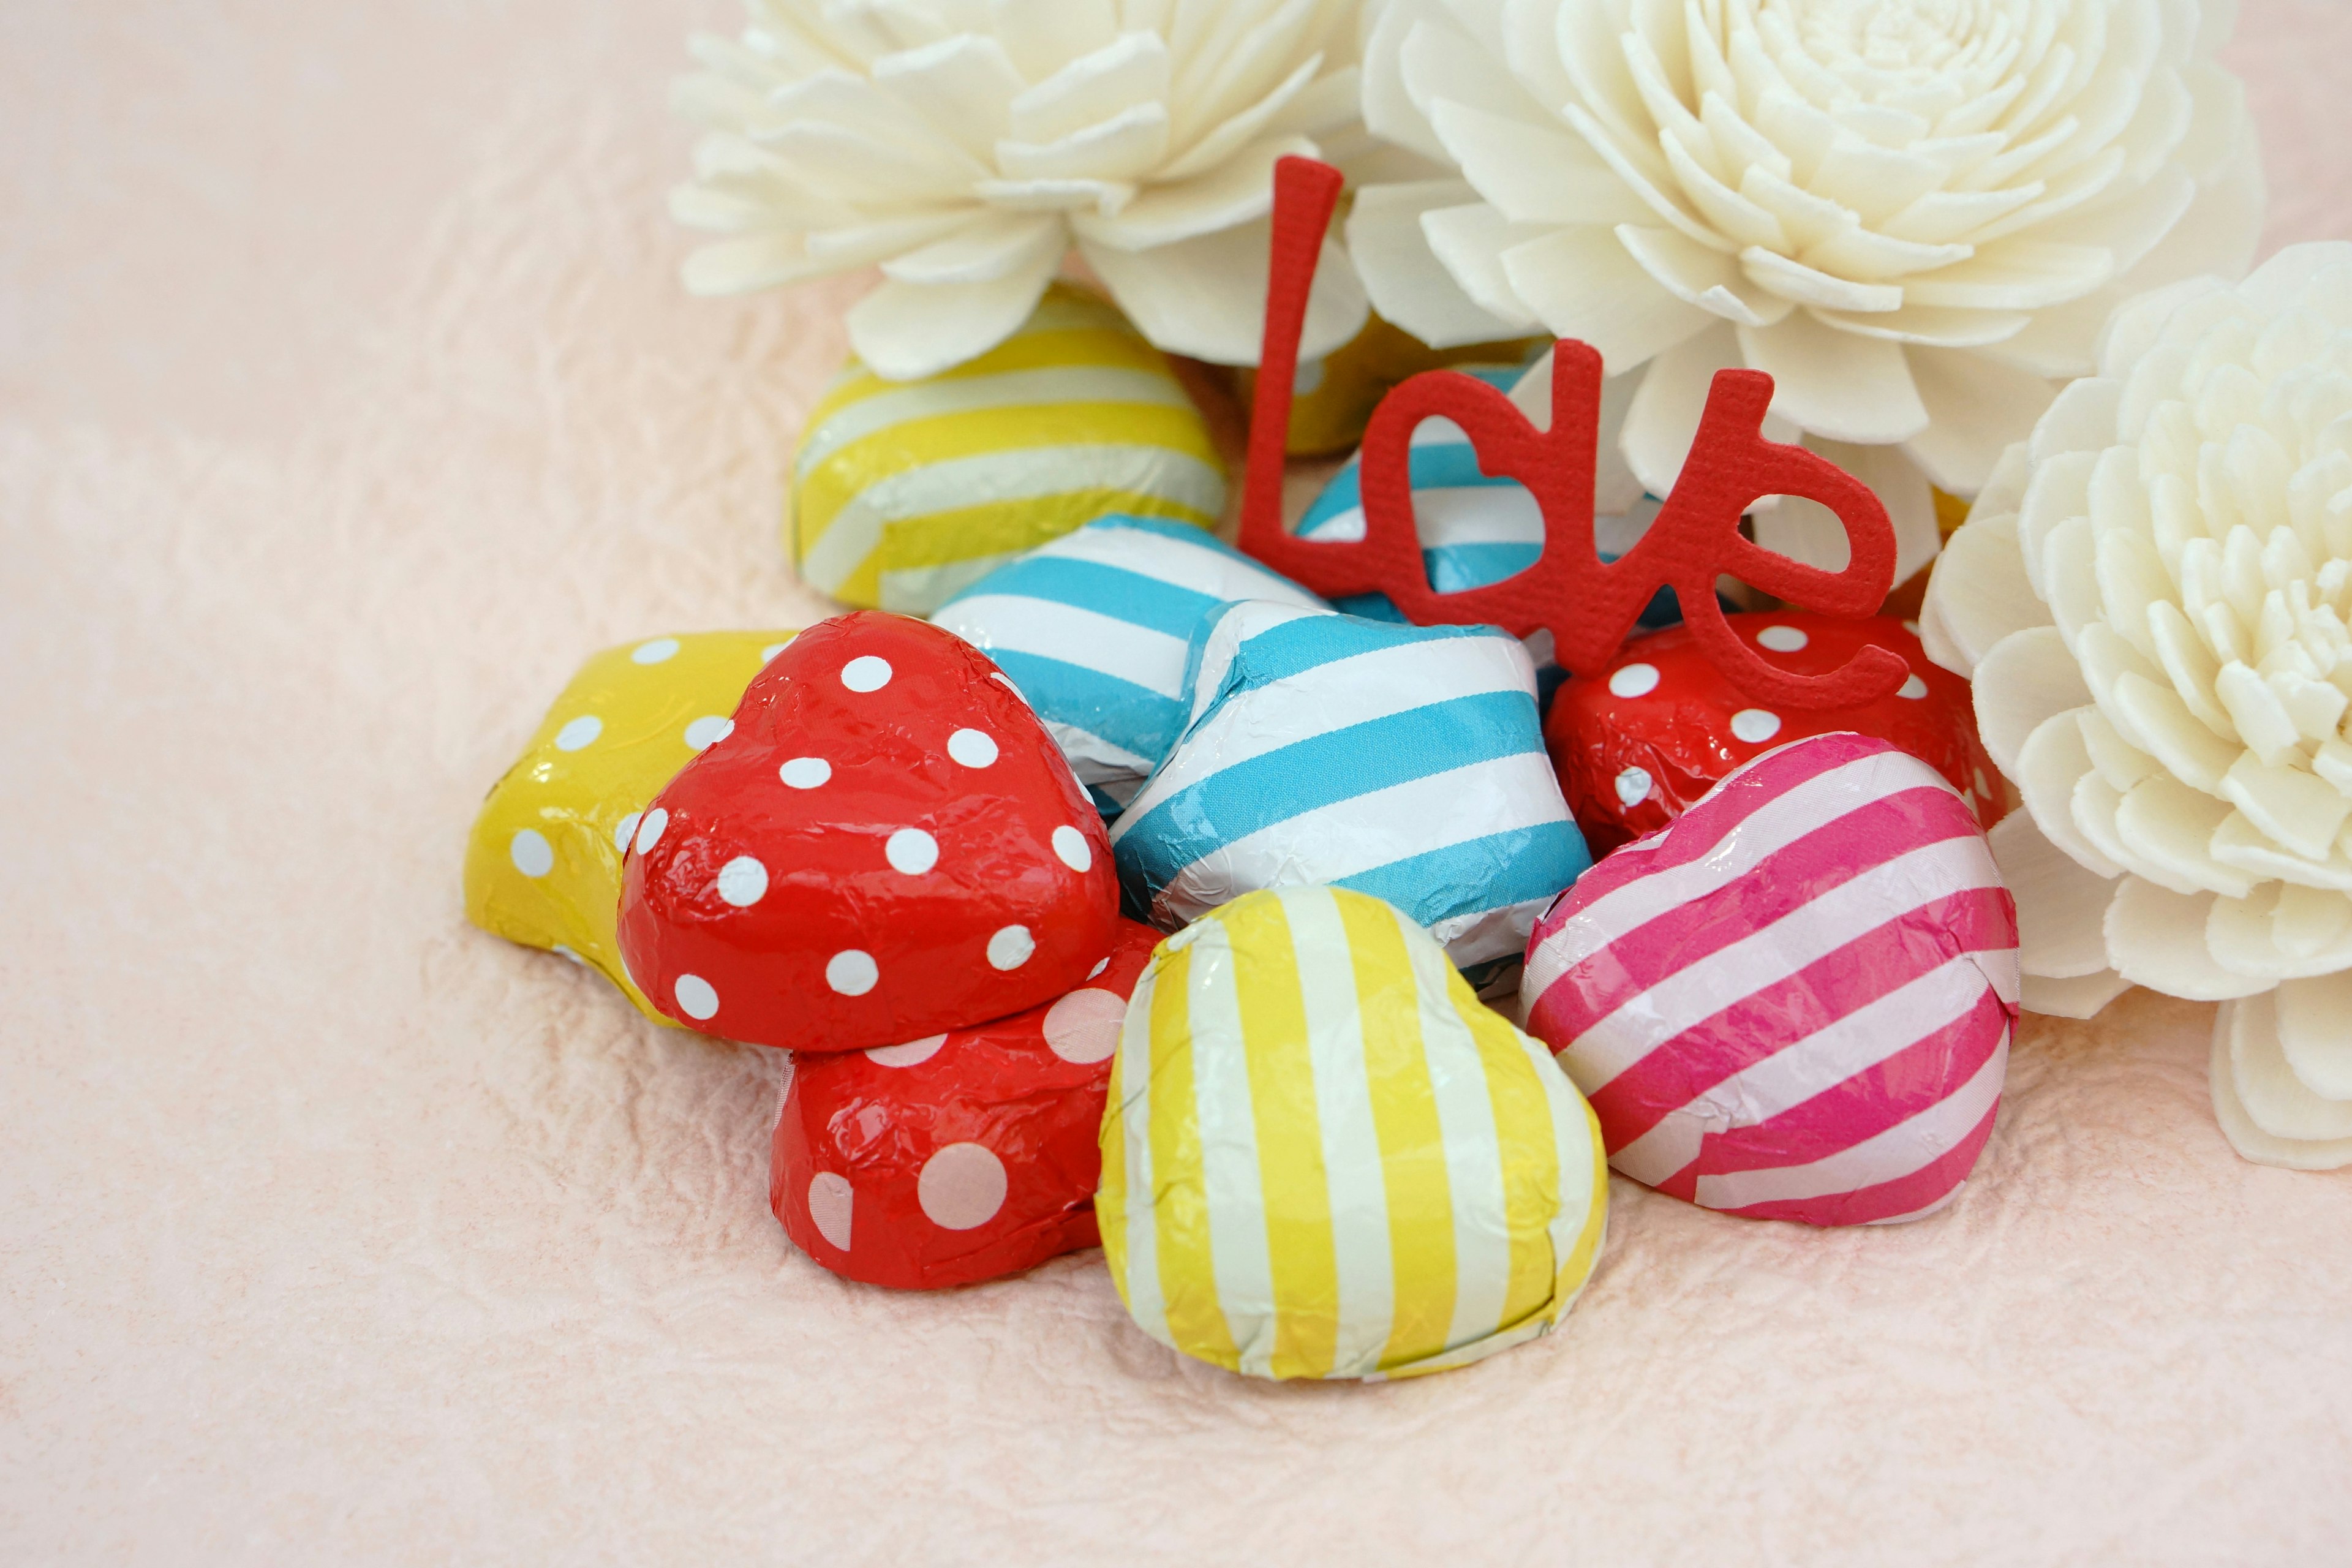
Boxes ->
[774,918,1162,1290]
[616,611,1120,1052]
[1546,612,1999,858]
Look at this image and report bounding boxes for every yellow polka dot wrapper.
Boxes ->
[789,284,1226,614]
[463,631,794,1022]
[1098,886,1608,1381]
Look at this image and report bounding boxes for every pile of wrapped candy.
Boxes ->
[466,243,2034,1381]
[461,0,2352,1379]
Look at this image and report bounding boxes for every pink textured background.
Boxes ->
[4,2,2350,1561]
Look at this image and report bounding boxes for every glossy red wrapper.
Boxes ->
[1547,612,2001,857]
[616,612,1120,1052]
[772,918,1164,1290]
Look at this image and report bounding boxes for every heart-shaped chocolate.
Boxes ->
[616,612,1120,1052]
[462,629,796,1022]
[1100,885,1608,1379]
[1521,733,2021,1227]
[774,918,1162,1291]
[1547,612,2000,857]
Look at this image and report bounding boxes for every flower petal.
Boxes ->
[2275,972,2352,1101]
[845,245,1059,379]
[1501,228,1717,375]
[1801,224,1976,283]
[1359,0,1449,164]
[881,214,1064,285]
[1977,291,2118,380]
[2220,752,2352,862]
[1558,104,1725,255]
[2221,989,2352,1141]
[973,176,1134,213]
[1074,134,1310,251]
[1262,64,1360,143]
[1397,13,1553,141]
[992,0,1117,83]
[671,181,803,235]
[2034,167,2198,279]
[2209,811,2352,894]
[2207,882,2352,980]
[870,34,1026,159]
[2237,243,2352,318]
[1170,0,1340,145]
[1553,0,1660,185]
[682,232,828,295]
[1803,136,1947,227]
[2021,968,2133,1019]
[1902,241,2120,313]
[1616,227,1793,329]
[2117,120,2265,293]
[1159,55,1322,180]
[1735,312,1929,445]
[766,121,980,205]
[1904,347,2057,495]
[2104,876,2271,1000]
[1006,31,1170,147]
[2030,375,2125,461]
[2114,772,2257,897]
[2017,709,2122,878]
[1430,99,1652,228]
[1974,625,2093,775]
[768,68,970,156]
[1421,202,1547,333]
[1738,248,1902,315]
[804,212,979,270]
[1346,181,1534,347]
[2211,995,2352,1170]
[997,102,1170,183]
[1921,512,2053,676]
[1988,808,2120,979]
[1079,221,1367,366]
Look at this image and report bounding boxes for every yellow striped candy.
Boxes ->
[790,284,1227,612]
[463,630,794,1021]
[1098,886,1608,1381]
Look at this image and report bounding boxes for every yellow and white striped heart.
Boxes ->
[790,284,1225,614]
[1098,885,1607,1381]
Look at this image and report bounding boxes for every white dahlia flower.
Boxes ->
[670,0,1379,379]
[1349,0,2264,586]
[1922,245,2352,1171]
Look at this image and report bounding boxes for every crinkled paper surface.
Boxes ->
[3,2,2350,1562]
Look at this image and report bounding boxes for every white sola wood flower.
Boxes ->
[1349,0,2264,586]
[670,0,1374,379]
[1923,245,2352,1171]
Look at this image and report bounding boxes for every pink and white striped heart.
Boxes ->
[1521,733,2019,1227]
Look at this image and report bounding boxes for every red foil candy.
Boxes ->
[772,919,1164,1290]
[1547,612,2000,858]
[616,611,1120,1052]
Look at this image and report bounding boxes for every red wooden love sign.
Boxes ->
[1235,157,1907,711]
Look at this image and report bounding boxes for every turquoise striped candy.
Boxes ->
[1109,601,1591,967]
[932,516,1325,816]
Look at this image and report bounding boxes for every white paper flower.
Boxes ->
[669,0,1378,379]
[1349,0,2264,586]
[1922,244,2352,1171]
